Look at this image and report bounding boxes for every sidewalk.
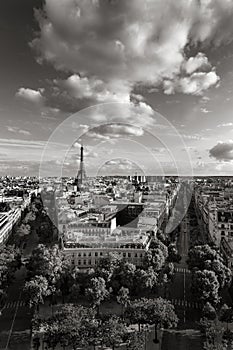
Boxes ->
[0,228,39,350]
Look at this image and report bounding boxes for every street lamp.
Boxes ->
[143,324,150,350]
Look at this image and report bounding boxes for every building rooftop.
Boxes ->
[63,227,150,248]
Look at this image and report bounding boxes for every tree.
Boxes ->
[36,215,54,244]
[144,238,168,273]
[27,245,60,278]
[143,249,166,271]
[117,287,130,316]
[163,262,175,280]
[219,304,233,329]
[124,298,148,331]
[149,239,168,259]
[69,283,81,302]
[223,329,233,350]
[134,267,158,293]
[100,315,127,350]
[56,265,79,303]
[188,245,231,307]
[199,318,225,350]
[202,302,217,320]
[157,230,169,245]
[125,330,145,350]
[205,259,232,289]
[24,275,50,310]
[86,277,109,312]
[40,305,99,350]
[16,223,31,239]
[125,297,178,340]
[145,297,178,343]
[111,261,136,292]
[24,210,36,223]
[94,253,161,296]
[26,244,71,301]
[0,246,21,292]
[192,270,220,305]
[95,252,121,282]
[167,243,181,263]
[187,245,218,271]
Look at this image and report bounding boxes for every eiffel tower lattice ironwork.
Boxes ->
[76,144,87,185]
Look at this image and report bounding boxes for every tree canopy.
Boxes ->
[125,297,178,330]
[192,269,220,305]
[24,275,50,309]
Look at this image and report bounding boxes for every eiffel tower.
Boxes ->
[75,144,87,187]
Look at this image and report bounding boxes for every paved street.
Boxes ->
[168,211,200,320]
[0,266,32,350]
[159,203,203,349]
[168,214,192,307]
[161,329,203,350]
[0,227,39,350]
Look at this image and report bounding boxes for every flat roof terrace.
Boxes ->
[63,229,150,248]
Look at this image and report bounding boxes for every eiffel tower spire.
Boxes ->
[76,144,86,186]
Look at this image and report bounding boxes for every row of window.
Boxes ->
[221,231,233,237]
[220,224,233,229]
[77,260,92,266]
[121,252,143,258]
[75,251,144,258]
[76,257,143,266]
[77,251,103,257]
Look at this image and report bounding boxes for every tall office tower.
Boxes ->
[75,144,87,186]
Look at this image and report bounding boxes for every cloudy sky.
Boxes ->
[1,0,233,176]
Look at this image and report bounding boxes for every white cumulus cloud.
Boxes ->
[183,53,211,75]
[16,88,44,104]
[164,70,219,96]
[31,0,233,95]
[55,74,131,103]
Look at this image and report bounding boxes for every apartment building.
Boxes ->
[221,237,233,269]
[61,226,152,269]
[194,183,233,269]
[0,207,21,244]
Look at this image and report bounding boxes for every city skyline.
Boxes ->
[1,0,233,176]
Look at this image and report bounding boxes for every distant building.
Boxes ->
[128,175,146,184]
